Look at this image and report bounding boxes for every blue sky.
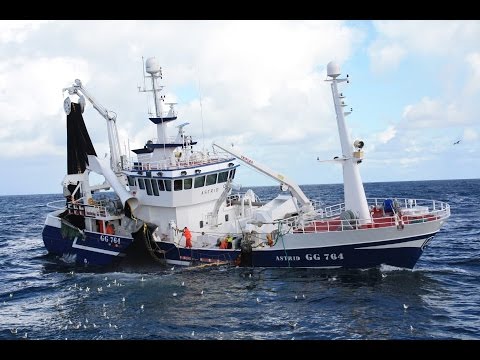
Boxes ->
[0,20,479,195]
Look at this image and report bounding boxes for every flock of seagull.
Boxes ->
[4,268,414,339]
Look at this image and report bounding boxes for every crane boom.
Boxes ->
[212,143,314,213]
[63,79,124,173]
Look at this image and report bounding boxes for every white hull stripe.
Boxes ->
[355,238,426,250]
[72,237,121,256]
[165,259,191,266]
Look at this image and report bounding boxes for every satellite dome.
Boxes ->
[327,61,341,78]
[145,57,161,75]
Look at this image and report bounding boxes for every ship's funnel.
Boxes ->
[87,155,139,215]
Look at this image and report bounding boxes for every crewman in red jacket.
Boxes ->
[183,227,192,248]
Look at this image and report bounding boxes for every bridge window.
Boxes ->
[138,178,145,190]
[218,171,228,183]
[145,179,153,195]
[194,176,205,188]
[152,179,159,196]
[127,176,136,186]
[184,178,192,190]
[164,179,172,191]
[206,173,217,186]
[157,180,165,191]
[174,179,183,191]
[229,169,236,180]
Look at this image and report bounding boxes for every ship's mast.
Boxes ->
[326,61,371,223]
[139,57,167,143]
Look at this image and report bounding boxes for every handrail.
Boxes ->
[125,154,234,172]
[276,198,450,234]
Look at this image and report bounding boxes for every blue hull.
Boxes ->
[42,225,133,266]
[158,233,437,269]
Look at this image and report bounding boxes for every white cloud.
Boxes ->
[368,21,480,72]
[0,136,63,158]
[373,20,480,56]
[377,125,396,144]
[465,52,480,94]
[463,127,478,142]
[368,43,406,73]
[401,97,467,128]
[36,20,362,160]
[0,20,50,43]
[0,56,90,157]
[0,20,368,194]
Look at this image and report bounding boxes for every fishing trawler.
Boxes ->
[42,58,450,269]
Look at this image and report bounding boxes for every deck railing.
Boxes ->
[277,198,450,234]
[125,154,234,172]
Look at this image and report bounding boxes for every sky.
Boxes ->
[0,20,479,196]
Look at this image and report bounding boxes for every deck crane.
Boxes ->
[212,143,314,214]
[63,79,125,174]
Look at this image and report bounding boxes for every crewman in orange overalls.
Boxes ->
[106,221,115,235]
[183,227,192,248]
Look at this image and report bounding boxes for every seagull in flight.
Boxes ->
[453,140,461,145]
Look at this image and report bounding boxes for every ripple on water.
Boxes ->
[0,181,479,339]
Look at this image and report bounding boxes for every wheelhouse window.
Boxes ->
[174,179,183,191]
[184,178,192,190]
[229,168,236,180]
[158,179,165,191]
[127,176,136,186]
[218,171,228,183]
[145,179,153,195]
[194,175,205,188]
[206,173,217,186]
[152,179,159,196]
[138,178,145,190]
[164,179,172,191]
